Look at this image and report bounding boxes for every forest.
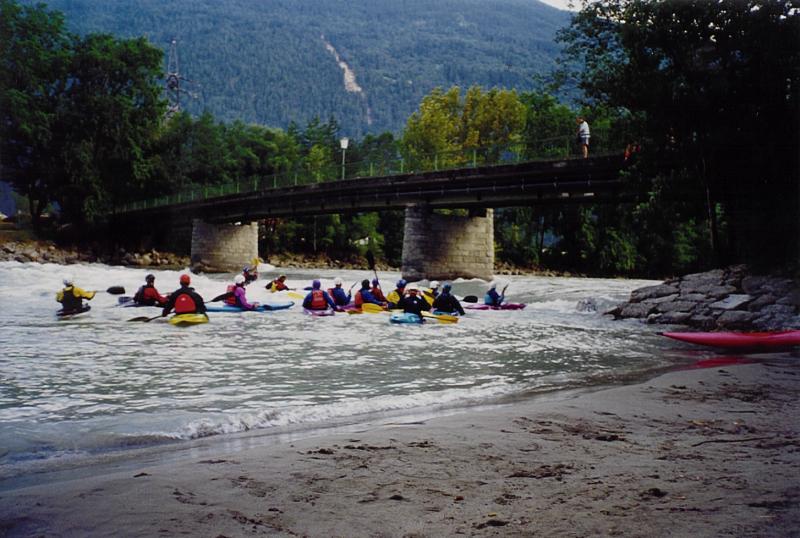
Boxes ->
[2,0,798,277]
[18,0,569,137]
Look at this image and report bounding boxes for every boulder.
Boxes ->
[716,310,757,329]
[709,294,752,310]
[630,284,679,302]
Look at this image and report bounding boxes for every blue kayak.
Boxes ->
[389,312,424,324]
[206,301,294,313]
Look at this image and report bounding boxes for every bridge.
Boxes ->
[112,153,629,280]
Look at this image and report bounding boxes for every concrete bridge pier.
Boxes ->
[190,219,258,273]
[401,206,494,282]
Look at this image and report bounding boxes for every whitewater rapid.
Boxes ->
[1,261,679,484]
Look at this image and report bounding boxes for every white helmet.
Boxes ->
[489,280,498,289]
[234,274,246,285]
[334,277,343,286]
[63,276,74,286]
[430,280,440,289]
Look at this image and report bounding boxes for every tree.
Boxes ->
[558,0,800,267]
[0,0,70,229]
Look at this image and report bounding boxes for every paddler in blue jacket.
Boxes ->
[56,276,95,314]
[354,279,386,309]
[226,274,259,310]
[432,283,465,315]
[329,277,351,306]
[386,279,407,309]
[484,281,505,306]
[162,274,206,316]
[397,285,430,320]
[303,279,338,311]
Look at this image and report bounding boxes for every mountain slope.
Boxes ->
[30,0,570,136]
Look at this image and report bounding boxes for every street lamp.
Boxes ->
[340,137,349,180]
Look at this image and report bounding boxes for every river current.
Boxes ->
[0,261,704,485]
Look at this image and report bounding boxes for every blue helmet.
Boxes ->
[397,279,407,288]
[312,279,321,289]
[443,282,452,292]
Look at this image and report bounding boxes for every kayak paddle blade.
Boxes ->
[106,286,126,295]
[461,295,478,303]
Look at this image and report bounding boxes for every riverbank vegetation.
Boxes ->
[1,0,797,277]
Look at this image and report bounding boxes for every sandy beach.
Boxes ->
[1,360,798,537]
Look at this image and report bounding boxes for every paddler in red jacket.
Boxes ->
[303,279,338,311]
[133,274,168,306]
[266,275,292,292]
[162,274,206,316]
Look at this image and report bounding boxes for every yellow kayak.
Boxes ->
[169,313,209,326]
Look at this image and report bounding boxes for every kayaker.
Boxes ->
[386,279,407,309]
[370,278,387,302]
[225,274,260,310]
[422,280,440,306]
[329,277,352,306]
[432,283,465,315]
[133,274,168,306]
[242,264,258,285]
[267,275,292,292]
[162,274,206,316]
[397,284,430,320]
[354,279,387,309]
[484,281,505,307]
[56,276,95,314]
[303,279,338,311]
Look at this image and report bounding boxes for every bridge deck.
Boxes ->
[113,154,627,223]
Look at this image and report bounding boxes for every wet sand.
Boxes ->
[1,361,799,537]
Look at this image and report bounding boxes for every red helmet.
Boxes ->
[179,274,191,285]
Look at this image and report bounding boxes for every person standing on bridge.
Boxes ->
[576,116,590,159]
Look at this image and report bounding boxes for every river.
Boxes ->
[0,261,711,487]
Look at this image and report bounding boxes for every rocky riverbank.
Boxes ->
[0,240,190,269]
[607,265,800,331]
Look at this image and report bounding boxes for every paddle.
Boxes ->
[500,284,509,304]
[127,314,162,322]
[462,295,479,303]
[91,286,125,295]
[366,250,379,283]
[361,303,388,314]
[210,291,234,302]
[287,291,305,300]
[421,311,459,323]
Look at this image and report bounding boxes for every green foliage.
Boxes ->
[401,85,525,168]
[24,0,569,137]
[558,0,800,267]
[1,0,165,229]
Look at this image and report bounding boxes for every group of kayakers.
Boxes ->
[58,263,507,320]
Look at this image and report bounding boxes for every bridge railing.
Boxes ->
[114,133,621,214]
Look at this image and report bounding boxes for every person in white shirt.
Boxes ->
[576,116,590,158]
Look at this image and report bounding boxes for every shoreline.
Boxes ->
[2,360,798,537]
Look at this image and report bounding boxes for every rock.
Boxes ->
[642,294,679,305]
[576,298,597,312]
[655,301,697,314]
[716,310,757,329]
[621,303,655,318]
[702,285,739,298]
[658,312,693,325]
[777,290,800,307]
[630,284,679,302]
[709,294,752,310]
[747,294,776,311]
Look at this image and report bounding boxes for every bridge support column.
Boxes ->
[401,206,494,282]
[190,219,258,273]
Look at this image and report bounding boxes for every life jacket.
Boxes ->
[135,284,163,306]
[174,293,197,314]
[309,289,327,310]
[225,284,237,305]
[354,290,365,307]
[59,286,82,312]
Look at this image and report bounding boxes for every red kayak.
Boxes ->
[662,330,800,349]
[465,303,527,310]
